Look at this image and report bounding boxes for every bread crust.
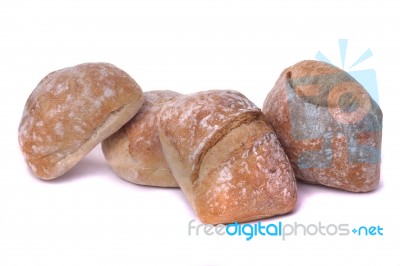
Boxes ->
[262,60,382,192]
[18,63,143,179]
[102,90,181,187]
[159,90,297,224]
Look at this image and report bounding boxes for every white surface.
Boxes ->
[0,0,399,265]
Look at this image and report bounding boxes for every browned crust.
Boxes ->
[102,90,181,187]
[18,63,143,179]
[159,90,261,184]
[195,119,297,224]
[262,60,382,192]
[159,90,297,224]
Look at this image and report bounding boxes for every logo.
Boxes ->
[188,220,384,241]
[283,39,382,169]
[315,39,379,104]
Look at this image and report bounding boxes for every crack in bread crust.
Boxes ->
[191,111,261,183]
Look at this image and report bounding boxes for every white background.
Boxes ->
[1,0,399,265]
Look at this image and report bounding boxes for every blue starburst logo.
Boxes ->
[315,39,379,104]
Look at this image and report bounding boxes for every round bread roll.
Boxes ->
[18,63,144,180]
[102,90,181,187]
[159,90,297,224]
[262,60,382,192]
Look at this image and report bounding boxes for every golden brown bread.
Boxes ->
[158,90,297,224]
[18,63,143,180]
[262,60,382,192]
[102,90,181,187]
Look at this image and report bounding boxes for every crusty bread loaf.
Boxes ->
[158,90,297,224]
[18,63,143,180]
[262,60,382,192]
[102,90,181,187]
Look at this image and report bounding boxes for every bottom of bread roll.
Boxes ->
[102,126,178,187]
[41,101,142,180]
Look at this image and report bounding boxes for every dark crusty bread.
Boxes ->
[102,90,181,187]
[158,90,297,224]
[18,63,143,180]
[262,60,382,192]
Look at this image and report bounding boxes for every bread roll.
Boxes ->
[262,60,382,192]
[102,90,181,187]
[158,90,297,224]
[18,63,143,180]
